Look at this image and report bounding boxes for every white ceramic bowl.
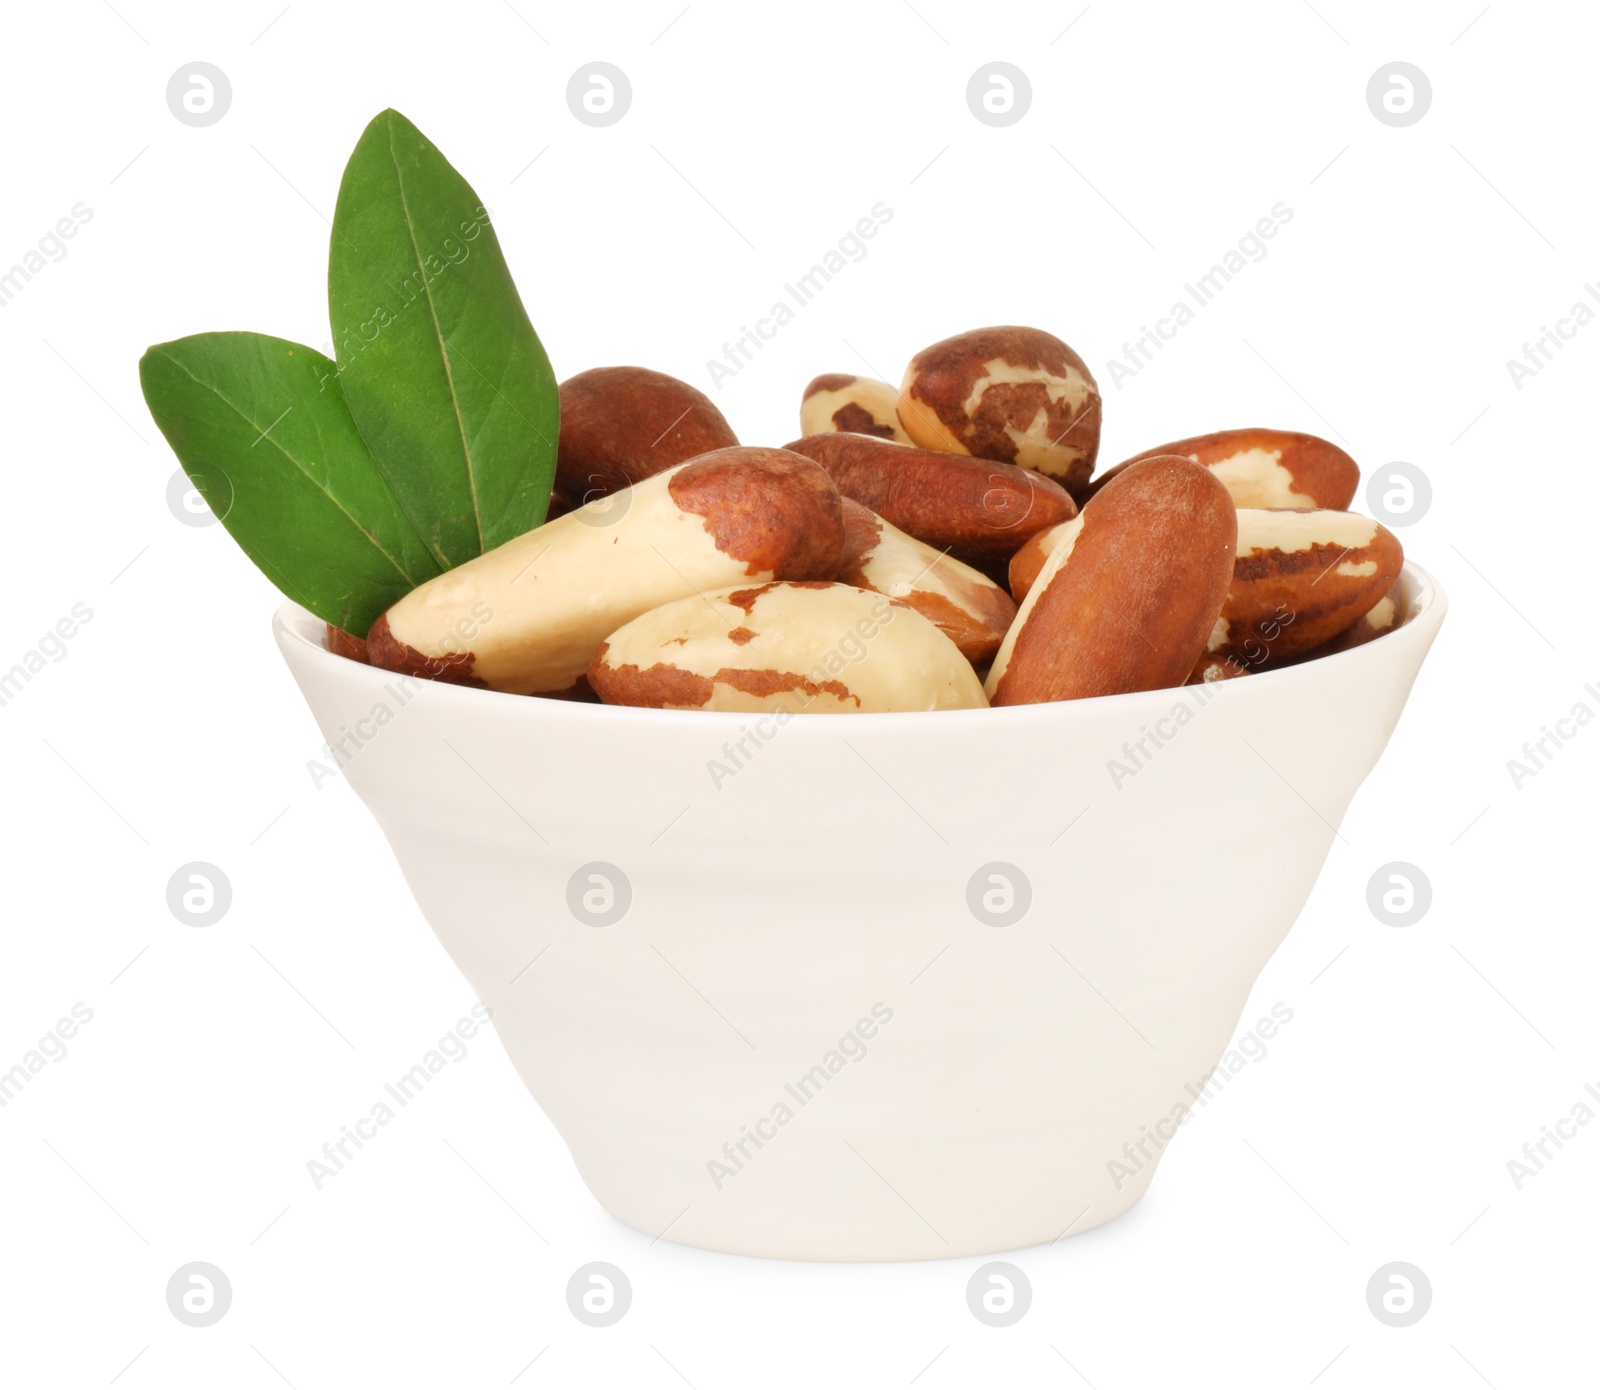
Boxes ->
[275,562,1445,1262]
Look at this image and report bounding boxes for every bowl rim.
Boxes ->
[273,560,1446,730]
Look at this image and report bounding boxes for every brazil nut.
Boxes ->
[589,581,987,713]
[800,374,912,443]
[897,326,1101,491]
[835,499,1016,662]
[782,431,1075,569]
[367,448,844,695]
[557,365,739,502]
[1198,507,1404,674]
[987,456,1237,704]
[1085,428,1358,510]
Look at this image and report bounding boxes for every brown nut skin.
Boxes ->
[834,499,1017,663]
[897,326,1101,491]
[543,485,576,521]
[1190,578,1406,683]
[987,456,1237,705]
[1315,581,1404,654]
[324,624,369,662]
[1081,428,1359,510]
[670,447,845,581]
[1199,508,1404,675]
[556,366,738,502]
[800,374,912,443]
[534,674,601,703]
[781,431,1075,569]
[365,618,487,687]
[1006,522,1070,604]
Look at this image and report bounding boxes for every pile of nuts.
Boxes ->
[343,326,1405,714]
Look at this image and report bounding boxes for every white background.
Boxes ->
[2,0,1596,1385]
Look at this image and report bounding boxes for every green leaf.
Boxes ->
[329,108,558,570]
[140,332,443,637]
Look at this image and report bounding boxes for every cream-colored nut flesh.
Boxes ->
[1363,593,1398,631]
[1236,507,1378,555]
[377,469,743,694]
[368,451,844,695]
[1098,448,1312,508]
[984,515,1084,695]
[1192,657,1248,683]
[836,501,1016,662]
[590,582,988,713]
[1204,447,1315,508]
[800,374,912,444]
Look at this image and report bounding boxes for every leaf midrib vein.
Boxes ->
[386,116,486,557]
